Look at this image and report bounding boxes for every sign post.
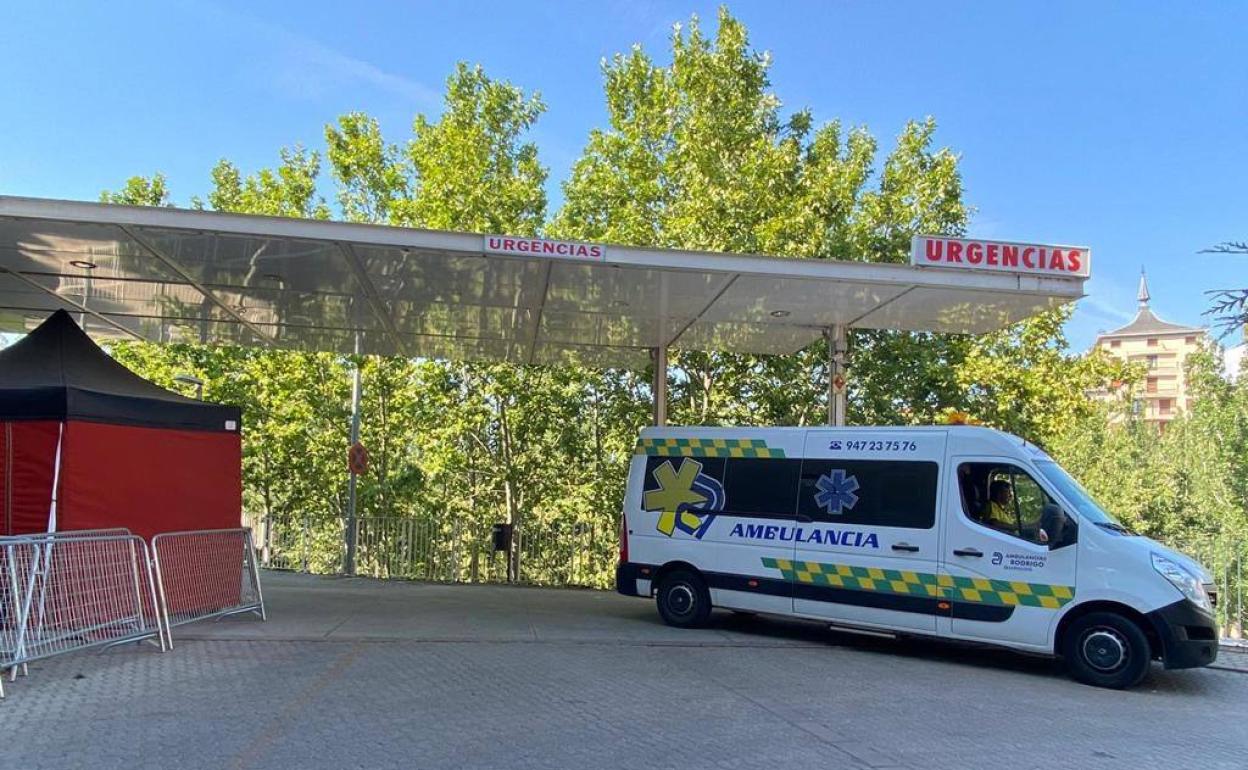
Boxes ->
[826,325,848,426]
[344,334,363,576]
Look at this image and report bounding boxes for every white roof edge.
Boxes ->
[0,195,1085,297]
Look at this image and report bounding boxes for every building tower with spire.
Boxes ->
[1093,269,1206,422]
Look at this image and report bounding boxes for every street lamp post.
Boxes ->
[173,374,204,400]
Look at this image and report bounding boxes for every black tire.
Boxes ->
[1062,612,1152,689]
[655,569,712,628]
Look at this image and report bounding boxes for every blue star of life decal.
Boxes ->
[814,469,859,515]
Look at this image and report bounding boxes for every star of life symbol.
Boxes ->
[644,458,725,539]
[814,469,859,515]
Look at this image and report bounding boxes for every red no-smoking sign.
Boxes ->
[348,442,369,475]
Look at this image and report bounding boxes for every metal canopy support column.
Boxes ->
[344,333,362,576]
[826,324,848,427]
[652,346,668,426]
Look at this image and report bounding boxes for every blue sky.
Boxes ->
[2,1,1245,350]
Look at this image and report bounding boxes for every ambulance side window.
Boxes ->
[722,458,802,517]
[797,460,938,529]
[957,462,1055,545]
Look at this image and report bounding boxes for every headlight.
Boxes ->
[1152,553,1212,612]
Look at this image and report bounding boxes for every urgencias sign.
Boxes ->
[484,235,605,260]
[912,236,1090,278]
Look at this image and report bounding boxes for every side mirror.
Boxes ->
[1042,503,1077,550]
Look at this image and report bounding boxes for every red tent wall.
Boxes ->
[59,421,241,542]
[1,420,60,536]
[1,420,241,542]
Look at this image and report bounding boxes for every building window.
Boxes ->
[1148,338,1158,347]
[1186,336,1197,345]
[1158,399,1172,415]
[1111,340,1121,349]
[1147,377,1158,394]
[1147,355,1158,369]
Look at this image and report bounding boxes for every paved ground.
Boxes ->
[3,571,1246,770]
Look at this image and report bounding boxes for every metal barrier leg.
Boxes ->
[11,543,44,682]
[245,530,267,621]
[151,543,173,651]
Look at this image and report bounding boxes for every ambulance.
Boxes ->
[615,426,1219,688]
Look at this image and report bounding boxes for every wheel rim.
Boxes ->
[1082,627,1129,673]
[666,583,696,617]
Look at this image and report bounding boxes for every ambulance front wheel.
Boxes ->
[1062,612,1151,689]
[656,569,712,628]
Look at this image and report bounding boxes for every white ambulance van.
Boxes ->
[616,425,1219,688]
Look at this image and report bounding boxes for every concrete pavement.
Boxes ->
[3,571,1245,770]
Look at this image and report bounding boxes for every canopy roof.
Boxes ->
[0,309,239,431]
[0,196,1087,368]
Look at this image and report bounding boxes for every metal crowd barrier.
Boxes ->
[0,532,165,698]
[151,528,266,648]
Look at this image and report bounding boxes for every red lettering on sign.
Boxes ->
[913,236,1087,277]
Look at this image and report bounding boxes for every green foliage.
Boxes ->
[99,173,173,206]
[202,146,331,219]
[1048,344,1248,630]
[954,306,1137,448]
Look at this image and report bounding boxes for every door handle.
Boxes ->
[953,548,984,558]
[891,543,920,553]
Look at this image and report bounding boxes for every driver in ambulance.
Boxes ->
[984,479,1018,534]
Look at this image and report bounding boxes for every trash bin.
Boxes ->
[491,523,513,552]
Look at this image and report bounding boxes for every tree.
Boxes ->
[1199,240,1247,338]
[326,62,632,582]
[102,152,352,571]
[200,146,330,219]
[955,306,1136,449]
[552,8,975,428]
[99,173,173,207]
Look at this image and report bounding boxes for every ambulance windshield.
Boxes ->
[1035,460,1124,528]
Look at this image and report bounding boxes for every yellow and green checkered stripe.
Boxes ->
[761,558,1074,609]
[634,437,786,458]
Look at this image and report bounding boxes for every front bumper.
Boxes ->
[1146,598,1219,669]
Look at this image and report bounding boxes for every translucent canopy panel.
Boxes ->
[0,197,1087,363]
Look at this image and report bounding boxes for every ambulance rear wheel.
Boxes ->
[656,570,711,628]
[1062,612,1151,689]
